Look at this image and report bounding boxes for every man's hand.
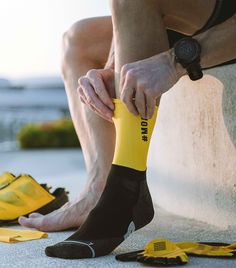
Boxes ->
[120,50,186,119]
[78,68,115,122]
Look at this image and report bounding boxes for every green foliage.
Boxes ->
[17,119,81,149]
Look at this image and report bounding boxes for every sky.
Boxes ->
[0,0,110,79]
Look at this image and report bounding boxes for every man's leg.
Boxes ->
[19,17,115,231]
[45,0,168,259]
[44,0,218,259]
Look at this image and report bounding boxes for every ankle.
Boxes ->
[79,175,106,203]
[86,166,110,192]
[87,178,106,196]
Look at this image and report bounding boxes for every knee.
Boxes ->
[62,18,96,61]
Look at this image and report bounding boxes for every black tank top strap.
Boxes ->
[194,0,236,35]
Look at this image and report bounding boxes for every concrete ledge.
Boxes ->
[148,64,236,229]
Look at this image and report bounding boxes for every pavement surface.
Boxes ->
[0,149,236,268]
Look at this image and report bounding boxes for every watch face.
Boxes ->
[174,38,201,64]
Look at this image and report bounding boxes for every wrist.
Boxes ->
[168,48,187,79]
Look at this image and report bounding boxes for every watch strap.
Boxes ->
[186,62,203,81]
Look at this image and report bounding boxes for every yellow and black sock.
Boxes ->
[45,99,158,259]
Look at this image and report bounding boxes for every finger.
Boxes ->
[87,86,114,120]
[80,96,86,104]
[121,75,138,116]
[145,93,156,119]
[80,78,113,120]
[77,87,87,104]
[84,96,113,122]
[88,103,113,123]
[81,88,113,122]
[87,70,114,110]
[121,88,138,116]
[91,103,114,122]
[135,89,146,119]
[78,76,87,88]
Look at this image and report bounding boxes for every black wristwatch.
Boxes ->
[173,37,203,81]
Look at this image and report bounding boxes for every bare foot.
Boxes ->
[18,183,105,232]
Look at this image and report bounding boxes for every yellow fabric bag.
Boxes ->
[0,228,47,243]
[0,174,55,221]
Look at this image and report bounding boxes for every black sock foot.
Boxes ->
[45,165,154,259]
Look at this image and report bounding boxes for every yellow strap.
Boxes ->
[176,241,236,257]
[226,243,236,249]
[0,228,47,243]
[0,175,55,220]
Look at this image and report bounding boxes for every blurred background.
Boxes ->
[0,0,110,151]
[0,0,110,197]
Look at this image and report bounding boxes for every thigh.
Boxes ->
[158,0,216,35]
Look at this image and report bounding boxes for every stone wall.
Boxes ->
[148,64,236,229]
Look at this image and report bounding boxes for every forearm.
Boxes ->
[105,38,115,69]
[195,14,236,69]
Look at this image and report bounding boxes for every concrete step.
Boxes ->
[1,205,236,267]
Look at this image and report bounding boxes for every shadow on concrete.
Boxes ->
[167,29,236,149]
[148,167,236,229]
[205,64,236,149]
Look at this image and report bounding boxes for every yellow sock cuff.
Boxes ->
[112,99,158,171]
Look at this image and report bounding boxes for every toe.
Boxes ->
[45,241,95,259]
[45,245,56,257]
[18,216,44,231]
[18,216,38,228]
[18,216,31,227]
[29,213,42,218]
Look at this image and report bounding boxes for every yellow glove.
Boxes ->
[0,172,15,189]
[137,239,188,265]
[116,240,236,265]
